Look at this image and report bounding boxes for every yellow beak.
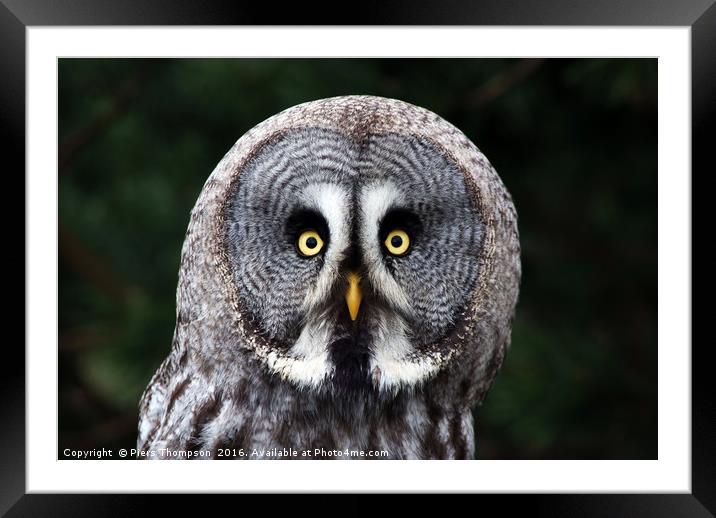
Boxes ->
[345,272,362,321]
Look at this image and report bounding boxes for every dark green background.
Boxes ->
[58,58,657,459]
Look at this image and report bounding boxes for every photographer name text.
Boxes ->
[61,447,389,459]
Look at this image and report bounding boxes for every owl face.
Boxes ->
[226,127,484,391]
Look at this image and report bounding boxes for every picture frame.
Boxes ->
[5,0,708,512]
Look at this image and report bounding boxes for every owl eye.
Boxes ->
[297,229,325,257]
[384,229,410,256]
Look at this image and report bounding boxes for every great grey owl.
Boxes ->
[137,95,520,460]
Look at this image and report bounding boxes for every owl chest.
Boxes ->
[233,400,384,457]
[213,388,472,459]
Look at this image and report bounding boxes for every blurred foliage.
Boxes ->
[58,58,656,459]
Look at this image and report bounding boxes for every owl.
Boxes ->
[137,96,520,460]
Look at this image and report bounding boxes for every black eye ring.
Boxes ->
[286,209,330,258]
[379,209,420,258]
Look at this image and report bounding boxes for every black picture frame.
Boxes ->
[4,0,709,514]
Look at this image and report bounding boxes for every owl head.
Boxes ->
[178,96,520,404]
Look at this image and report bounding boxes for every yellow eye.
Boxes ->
[297,229,324,257]
[384,229,410,256]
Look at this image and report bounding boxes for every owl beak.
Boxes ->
[345,272,363,321]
